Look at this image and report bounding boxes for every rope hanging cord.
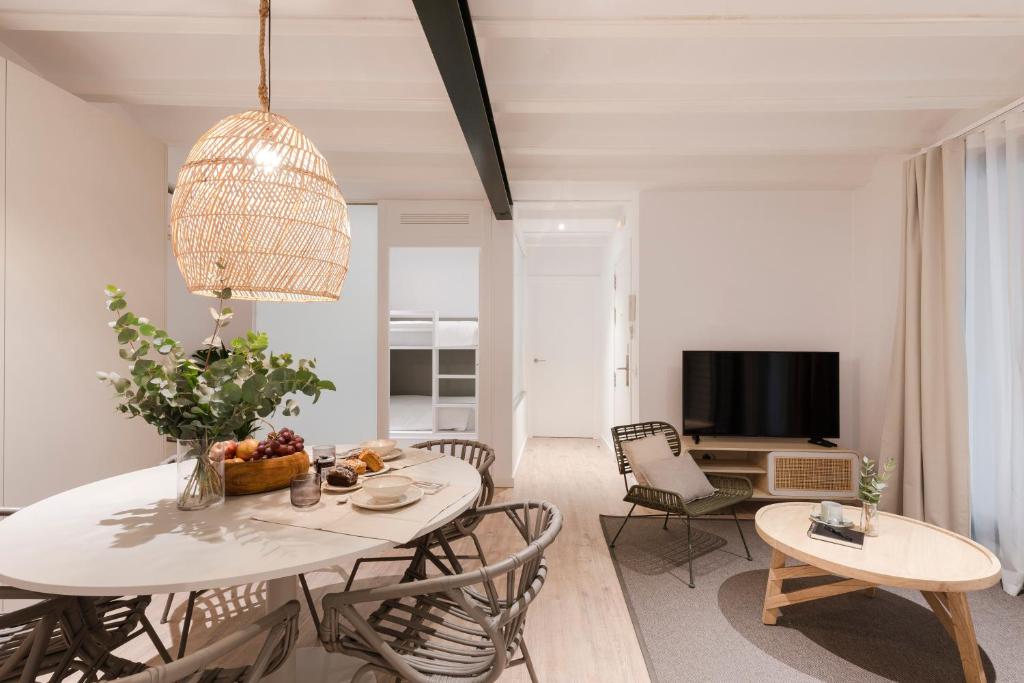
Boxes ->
[257,0,271,112]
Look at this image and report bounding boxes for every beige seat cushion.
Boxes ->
[621,433,717,503]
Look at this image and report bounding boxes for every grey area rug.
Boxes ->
[600,514,1022,683]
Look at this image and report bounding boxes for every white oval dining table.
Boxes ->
[0,453,482,683]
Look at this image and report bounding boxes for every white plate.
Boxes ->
[335,462,392,477]
[350,486,424,511]
[361,463,392,477]
[381,448,404,462]
[809,513,855,529]
[342,447,400,460]
[322,480,362,494]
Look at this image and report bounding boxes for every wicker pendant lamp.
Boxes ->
[170,0,350,302]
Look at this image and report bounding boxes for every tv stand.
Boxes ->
[807,437,838,448]
[682,437,860,514]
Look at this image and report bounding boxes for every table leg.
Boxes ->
[946,592,986,683]
[264,576,298,683]
[762,548,787,625]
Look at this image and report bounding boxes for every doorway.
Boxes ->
[516,202,634,447]
[387,247,479,441]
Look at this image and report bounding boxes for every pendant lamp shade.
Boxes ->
[170,110,350,301]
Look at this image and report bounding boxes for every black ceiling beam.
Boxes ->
[413,0,513,220]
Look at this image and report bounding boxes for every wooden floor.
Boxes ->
[123,437,651,682]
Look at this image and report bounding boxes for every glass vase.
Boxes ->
[860,501,879,537]
[176,438,225,511]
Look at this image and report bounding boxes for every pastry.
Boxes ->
[341,458,367,475]
[326,466,357,487]
[358,448,384,472]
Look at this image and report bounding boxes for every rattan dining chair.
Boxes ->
[609,421,753,588]
[61,598,300,683]
[316,501,561,683]
[0,509,173,673]
[0,590,78,682]
[339,439,497,593]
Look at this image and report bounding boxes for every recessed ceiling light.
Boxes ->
[557,223,566,231]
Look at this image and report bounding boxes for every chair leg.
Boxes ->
[343,557,367,592]
[733,508,753,561]
[609,504,637,548]
[298,573,322,637]
[159,592,175,624]
[139,614,173,664]
[685,516,695,588]
[176,590,200,659]
[520,638,540,683]
[662,511,670,529]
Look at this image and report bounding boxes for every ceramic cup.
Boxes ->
[819,500,843,525]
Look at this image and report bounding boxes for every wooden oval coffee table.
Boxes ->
[755,502,1001,683]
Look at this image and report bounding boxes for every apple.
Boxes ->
[236,438,259,461]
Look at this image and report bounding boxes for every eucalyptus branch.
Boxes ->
[98,286,335,443]
[858,456,896,505]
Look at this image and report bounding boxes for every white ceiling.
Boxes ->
[1,0,1022,203]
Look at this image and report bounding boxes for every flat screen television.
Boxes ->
[682,350,839,444]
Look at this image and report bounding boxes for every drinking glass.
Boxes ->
[312,445,337,480]
[290,473,322,508]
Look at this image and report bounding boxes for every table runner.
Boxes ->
[250,476,476,544]
[386,448,445,470]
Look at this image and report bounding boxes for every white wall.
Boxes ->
[601,228,631,448]
[165,241,256,356]
[2,61,167,505]
[511,233,527,473]
[254,205,378,446]
[489,221,517,485]
[526,244,605,276]
[636,190,858,444]
[389,247,479,317]
[851,157,904,461]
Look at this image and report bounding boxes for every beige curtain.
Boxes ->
[880,141,970,535]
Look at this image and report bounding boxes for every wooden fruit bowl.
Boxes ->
[224,451,310,496]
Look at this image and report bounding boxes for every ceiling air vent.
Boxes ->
[399,212,471,225]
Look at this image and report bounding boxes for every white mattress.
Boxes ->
[389,320,433,347]
[389,395,475,432]
[437,320,478,347]
[390,395,433,432]
[437,405,474,432]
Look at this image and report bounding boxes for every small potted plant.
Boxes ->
[858,455,896,536]
[98,278,334,510]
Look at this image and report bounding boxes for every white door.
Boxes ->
[613,250,632,427]
[527,276,598,437]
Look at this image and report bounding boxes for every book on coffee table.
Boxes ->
[807,521,864,549]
